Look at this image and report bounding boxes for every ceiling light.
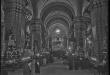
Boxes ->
[55,29,60,34]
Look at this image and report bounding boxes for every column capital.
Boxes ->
[72,16,91,24]
[30,19,42,26]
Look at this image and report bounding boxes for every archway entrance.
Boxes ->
[47,22,69,61]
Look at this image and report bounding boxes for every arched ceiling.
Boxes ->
[44,11,71,29]
[39,2,75,22]
[37,0,75,18]
[37,0,91,18]
[29,0,92,32]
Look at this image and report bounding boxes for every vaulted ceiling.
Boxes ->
[1,0,92,38]
[30,0,91,29]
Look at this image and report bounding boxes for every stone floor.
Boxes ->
[8,63,97,75]
[36,63,96,75]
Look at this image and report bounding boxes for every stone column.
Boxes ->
[48,37,52,50]
[4,0,26,50]
[89,0,108,60]
[31,19,41,51]
[30,19,41,75]
[30,0,41,51]
[73,16,91,55]
[41,24,46,49]
[1,3,5,57]
[1,23,5,57]
[30,1,41,74]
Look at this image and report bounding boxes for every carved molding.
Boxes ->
[30,19,41,33]
[73,16,91,24]
[72,16,91,51]
[86,0,108,12]
[4,0,26,15]
[24,0,33,21]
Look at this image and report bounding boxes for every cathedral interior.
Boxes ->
[1,0,108,75]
